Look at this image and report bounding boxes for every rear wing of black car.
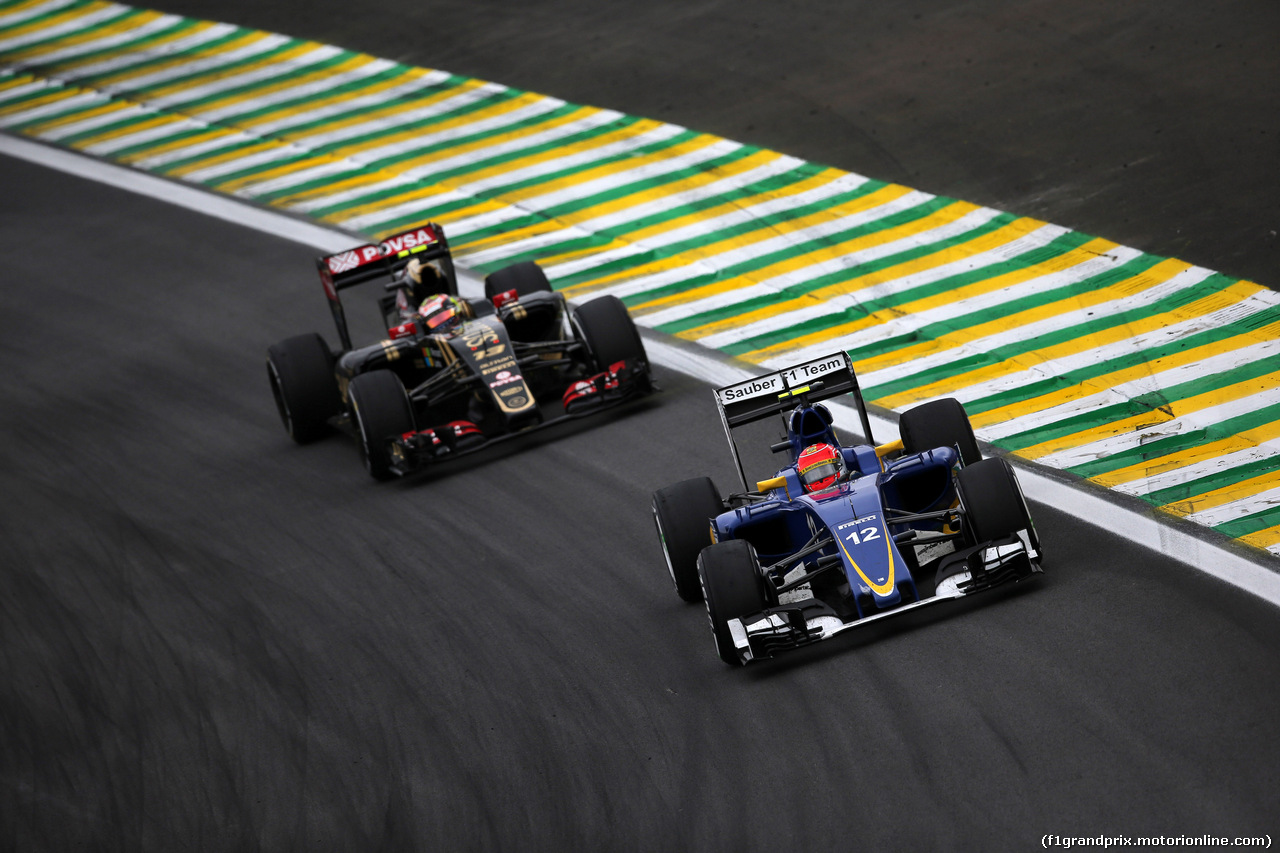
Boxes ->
[316,222,458,350]
[713,352,875,490]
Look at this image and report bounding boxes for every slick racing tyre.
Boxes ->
[348,370,415,481]
[571,295,647,372]
[267,333,341,444]
[956,457,1039,549]
[698,540,768,667]
[899,397,981,465]
[484,260,553,300]
[652,477,726,603]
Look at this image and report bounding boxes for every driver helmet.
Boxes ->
[797,442,844,493]
[418,293,467,334]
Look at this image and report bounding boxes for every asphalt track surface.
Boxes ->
[4,3,1280,852]
[4,156,1280,851]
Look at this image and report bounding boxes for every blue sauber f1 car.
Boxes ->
[652,352,1042,666]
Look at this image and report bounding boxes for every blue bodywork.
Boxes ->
[712,404,961,621]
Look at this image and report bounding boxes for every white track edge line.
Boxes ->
[6,130,1279,607]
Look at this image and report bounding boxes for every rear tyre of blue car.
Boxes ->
[698,540,767,667]
[571,295,647,372]
[899,397,981,465]
[653,477,725,603]
[348,370,415,481]
[267,333,341,444]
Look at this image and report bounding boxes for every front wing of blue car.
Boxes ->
[727,536,1041,664]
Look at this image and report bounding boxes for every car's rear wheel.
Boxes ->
[956,457,1038,548]
[348,370,415,480]
[652,477,726,603]
[266,333,341,444]
[698,540,767,667]
[571,295,647,371]
[899,397,981,465]
[484,260,553,300]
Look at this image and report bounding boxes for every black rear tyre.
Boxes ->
[698,540,767,667]
[652,477,725,603]
[266,333,341,444]
[900,397,981,465]
[348,370,415,480]
[956,457,1037,546]
[572,295,647,371]
[484,260,553,300]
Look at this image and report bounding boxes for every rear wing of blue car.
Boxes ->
[713,352,876,490]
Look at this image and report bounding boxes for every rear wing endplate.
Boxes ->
[713,352,875,490]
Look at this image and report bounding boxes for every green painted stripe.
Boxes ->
[1143,455,1280,507]
[1212,506,1280,540]
[1065,398,1280,479]
[655,210,1021,335]
[996,349,1280,452]
[717,229,1098,356]
[965,300,1280,417]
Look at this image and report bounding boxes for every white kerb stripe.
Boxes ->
[0,3,130,52]
[647,205,1007,334]
[1183,485,1280,528]
[5,12,184,70]
[195,57,402,123]
[1115,438,1280,498]
[144,44,344,109]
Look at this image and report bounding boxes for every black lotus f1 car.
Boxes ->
[267,222,653,478]
[652,352,1042,666]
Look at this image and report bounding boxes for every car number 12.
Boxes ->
[844,526,881,545]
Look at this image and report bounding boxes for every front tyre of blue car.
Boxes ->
[698,539,767,667]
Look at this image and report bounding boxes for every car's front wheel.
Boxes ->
[348,370,415,480]
[956,457,1039,550]
[698,540,768,667]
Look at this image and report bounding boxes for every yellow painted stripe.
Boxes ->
[969,317,1280,435]
[51,19,232,75]
[678,214,1049,342]
[427,112,663,184]
[238,64,442,132]
[1017,365,1280,461]
[740,235,1123,364]
[169,49,375,119]
[164,138,285,177]
[323,88,560,161]
[70,111,186,147]
[89,29,267,88]
[212,77,493,193]
[455,147,791,256]
[23,96,133,134]
[0,82,87,116]
[0,0,116,43]
[491,130,722,205]
[1239,524,1280,550]
[871,257,1199,408]
[1089,396,1280,488]
[2,7,165,64]
[115,126,236,163]
[635,198,984,319]
[558,177,912,300]
[531,164,851,273]
[0,72,40,94]
[1160,467,1280,519]
[138,38,319,103]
